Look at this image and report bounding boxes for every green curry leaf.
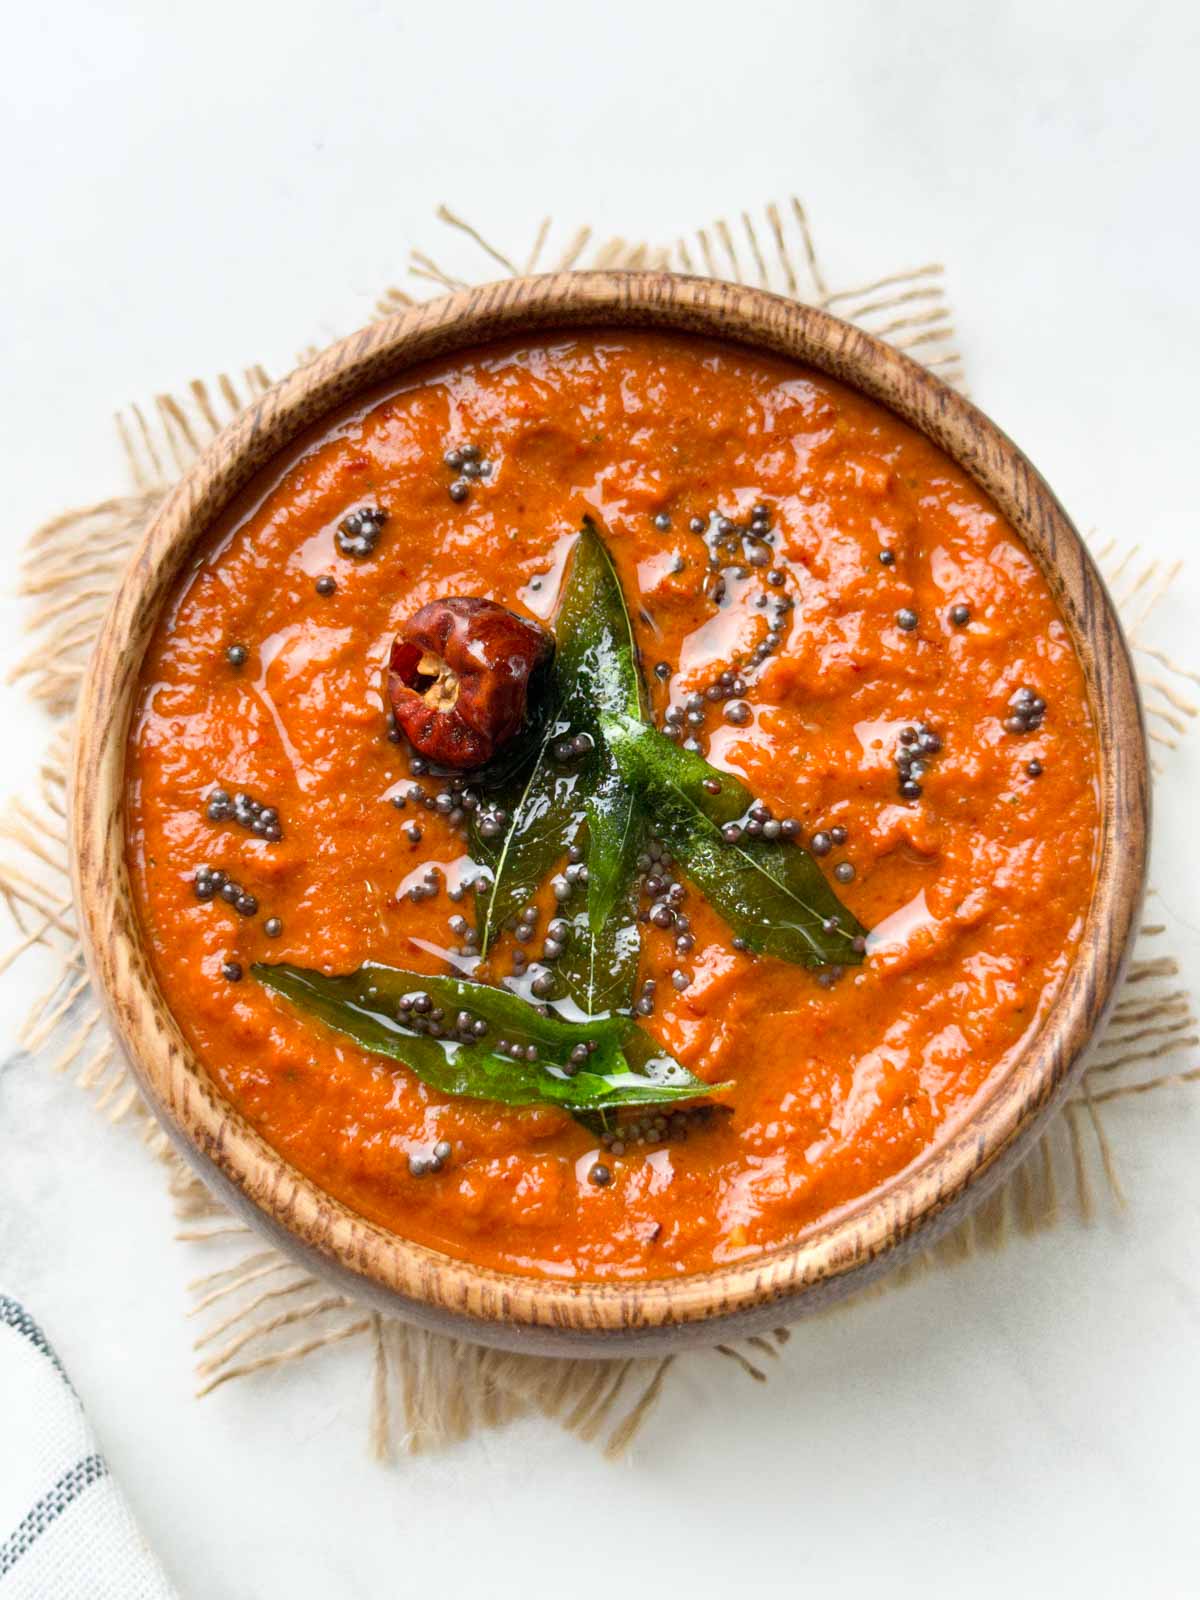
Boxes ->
[555,517,645,721]
[604,714,867,967]
[475,516,646,961]
[473,713,586,951]
[563,521,648,941]
[555,857,643,1016]
[253,961,720,1111]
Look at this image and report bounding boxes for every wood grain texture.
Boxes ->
[69,273,1149,1355]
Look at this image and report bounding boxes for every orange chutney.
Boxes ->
[126,332,1099,1280]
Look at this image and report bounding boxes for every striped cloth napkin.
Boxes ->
[0,1295,177,1598]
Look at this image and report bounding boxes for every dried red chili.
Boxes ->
[387,597,553,768]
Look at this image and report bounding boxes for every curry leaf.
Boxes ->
[555,516,646,724]
[475,516,644,958]
[254,961,720,1111]
[517,517,647,1013]
[583,746,642,930]
[555,864,643,1017]
[604,714,867,967]
[559,518,648,938]
[473,714,586,950]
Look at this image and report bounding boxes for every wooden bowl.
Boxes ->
[70,273,1148,1355]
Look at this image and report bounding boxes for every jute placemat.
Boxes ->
[3,201,1197,1459]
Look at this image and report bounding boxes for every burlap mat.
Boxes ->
[3,201,1197,1459]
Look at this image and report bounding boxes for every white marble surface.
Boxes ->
[2,2,1199,1595]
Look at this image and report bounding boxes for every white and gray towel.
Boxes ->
[0,1294,177,1599]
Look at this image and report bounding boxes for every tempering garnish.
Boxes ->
[254,961,723,1112]
[475,517,864,977]
[387,596,553,767]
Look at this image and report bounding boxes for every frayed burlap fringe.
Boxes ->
[2,200,1196,1460]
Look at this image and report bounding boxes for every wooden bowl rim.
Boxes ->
[70,271,1148,1349]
